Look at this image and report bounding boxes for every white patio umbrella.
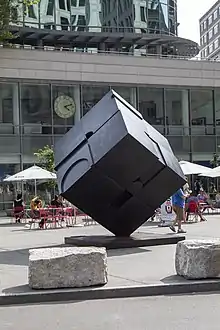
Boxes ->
[179,161,211,175]
[199,166,220,178]
[3,165,57,195]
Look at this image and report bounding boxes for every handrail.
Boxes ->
[11,22,178,37]
[0,42,214,62]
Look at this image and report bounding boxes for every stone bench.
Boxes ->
[175,239,220,279]
[29,246,108,289]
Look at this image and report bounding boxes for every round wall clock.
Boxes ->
[54,95,76,119]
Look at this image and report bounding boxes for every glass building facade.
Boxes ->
[18,0,178,35]
[0,80,218,210]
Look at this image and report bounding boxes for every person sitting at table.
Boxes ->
[30,196,46,228]
[197,189,208,202]
[185,193,206,222]
[51,195,63,208]
[13,193,24,223]
[197,189,214,211]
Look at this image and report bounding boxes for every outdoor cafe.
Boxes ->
[3,165,94,229]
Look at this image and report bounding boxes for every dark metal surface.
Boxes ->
[65,233,185,249]
[55,90,185,236]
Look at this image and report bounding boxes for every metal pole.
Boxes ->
[34,179,37,196]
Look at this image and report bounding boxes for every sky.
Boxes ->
[178,0,218,43]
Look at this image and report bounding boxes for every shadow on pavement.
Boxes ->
[107,247,151,257]
[0,223,25,228]
[161,275,189,284]
[3,284,31,294]
[0,244,67,266]
[0,248,29,266]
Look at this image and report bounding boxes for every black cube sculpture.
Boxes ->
[55,90,185,237]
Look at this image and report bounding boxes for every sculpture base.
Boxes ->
[64,232,185,249]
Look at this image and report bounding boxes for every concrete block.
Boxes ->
[29,247,108,289]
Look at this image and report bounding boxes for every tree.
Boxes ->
[0,0,39,42]
[34,145,55,173]
[210,153,220,168]
[34,145,56,190]
[34,145,56,195]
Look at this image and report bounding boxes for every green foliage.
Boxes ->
[34,145,56,189]
[210,153,220,168]
[34,145,55,173]
[0,0,40,42]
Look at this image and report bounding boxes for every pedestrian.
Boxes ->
[170,188,187,234]
[194,179,201,196]
[13,193,24,223]
[183,176,192,195]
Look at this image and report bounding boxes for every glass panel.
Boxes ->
[166,136,190,153]
[192,136,215,153]
[20,84,51,125]
[0,83,17,126]
[0,164,21,212]
[138,87,164,127]
[22,135,53,156]
[215,89,220,134]
[22,0,177,36]
[52,85,78,134]
[0,136,20,154]
[82,85,109,116]
[165,88,189,135]
[191,89,214,135]
[110,86,132,103]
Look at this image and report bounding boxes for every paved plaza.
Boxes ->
[0,294,220,330]
[0,215,220,295]
[0,215,220,328]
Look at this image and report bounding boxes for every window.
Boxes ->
[204,48,208,57]
[165,89,189,131]
[203,34,207,43]
[71,0,77,5]
[214,24,218,34]
[209,29,213,39]
[140,6,145,22]
[110,86,133,104]
[214,39,219,49]
[28,5,36,18]
[77,15,86,30]
[82,85,109,116]
[67,0,70,11]
[20,84,51,125]
[0,83,15,124]
[191,89,214,136]
[204,20,207,29]
[209,43,214,53]
[208,15,213,25]
[138,87,164,127]
[79,0,85,5]
[214,9,218,20]
[59,0,65,10]
[47,0,54,16]
[61,17,69,30]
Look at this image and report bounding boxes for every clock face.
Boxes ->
[54,95,76,119]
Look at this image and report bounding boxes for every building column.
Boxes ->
[156,44,162,56]
[182,90,189,135]
[74,85,81,123]
[12,84,20,135]
[0,93,3,122]
[130,88,137,108]
[98,43,105,53]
